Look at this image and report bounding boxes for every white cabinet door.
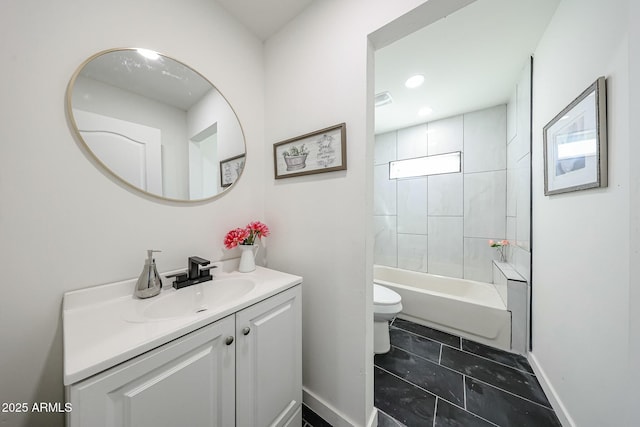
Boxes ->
[235,286,302,427]
[68,316,235,427]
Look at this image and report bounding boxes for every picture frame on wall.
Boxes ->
[273,123,347,179]
[220,154,245,188]
[543,76,607,196]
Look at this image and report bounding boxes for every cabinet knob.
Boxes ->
[225,336,234,345]
[242,327,251,335]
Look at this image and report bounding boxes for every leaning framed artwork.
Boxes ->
[220,154,245,188]
[543,76,607,196]
[273,123,347,179]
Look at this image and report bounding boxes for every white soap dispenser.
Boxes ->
[135,249,163,299]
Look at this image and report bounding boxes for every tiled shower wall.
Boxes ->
[506,60,532,282]
[374,105,508,283]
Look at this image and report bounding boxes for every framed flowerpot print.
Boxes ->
[273,123,347,179]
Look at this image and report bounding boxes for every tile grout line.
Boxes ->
[377,408,406,427]
[454,353,551,409]
[375,364,460,409]
[463,375,467,410]
[382,344,552,411]
[467,375,555,411]
[382,344,462,378]
[377,365,500,427]
[391,342,526,405]
[433,398,438,427]
[444,341,536,376]
[380,321,556,427]
[392,323,460,348]
[393,322,536,376]
[459,338,534,373]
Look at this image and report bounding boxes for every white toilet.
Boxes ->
[373,284,403,354]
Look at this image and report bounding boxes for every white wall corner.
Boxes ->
[303,387,363,427]
[366,407,379,427]
[527,352,576,427]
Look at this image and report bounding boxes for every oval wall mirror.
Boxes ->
[66,48,246,202]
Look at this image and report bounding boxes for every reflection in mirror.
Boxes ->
[67,48,246,201]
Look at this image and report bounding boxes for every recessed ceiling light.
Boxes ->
[405,74,425,89]
[418,107,433,116]
[137,48,160,60]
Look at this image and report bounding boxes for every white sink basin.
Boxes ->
[128,278,256,322]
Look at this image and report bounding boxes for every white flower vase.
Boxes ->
[238,244,258,273]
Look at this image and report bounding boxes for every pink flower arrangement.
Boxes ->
[488,239,509,248]
[488,239,509,262]
[224,221,270,249]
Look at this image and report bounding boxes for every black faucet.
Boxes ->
[168,256,217,289]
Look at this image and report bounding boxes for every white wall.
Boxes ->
[373,105,508,283]
[0,1,263,426]
[263,1,474,425]
[628,3,640,426]
[187,88,245,198]
[187,87,245,161]
[531,0,630,425]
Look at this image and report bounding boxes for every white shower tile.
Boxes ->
[464,171,506,238]
[428,173,463,216]
[506,168,517,217]
[514,60,532,162]
[516,154,530,251]
[463,105,507,173]
[398,234,428,272]
[374,216,397,267]
[428,217,463,278]
[374,164,396,215]
[508,279,529,355]
[374,131,397,166]
[507,134,521,169]
[492,262,508,306]
[506,86,517,143]
[512,245,531,283]
[464,237,499,283]
[506,217,516,243]
[397,177,428,234]
[397,123,428,160]
[427,115,463,156]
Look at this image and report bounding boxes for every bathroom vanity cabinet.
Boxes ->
[63,268,302,427]
[68,315,237,426]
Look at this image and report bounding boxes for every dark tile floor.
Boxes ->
[303,318,563,427]
[375,318,562,427]
[303,404,333,427]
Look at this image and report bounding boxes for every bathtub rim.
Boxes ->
[373,265,506,311]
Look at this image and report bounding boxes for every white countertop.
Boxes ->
[63,265,302,386]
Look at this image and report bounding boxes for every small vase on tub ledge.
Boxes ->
[224,221,270,273]
[489,239,509,263]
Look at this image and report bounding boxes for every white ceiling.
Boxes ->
[375,0,560,134]
[214,0,560,134]
[216,0,314,40]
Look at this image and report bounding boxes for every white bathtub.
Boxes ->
[374,265,511,350]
